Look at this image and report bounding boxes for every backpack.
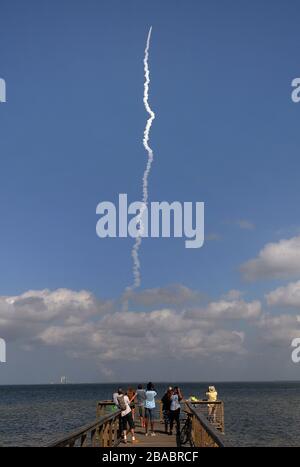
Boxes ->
[117,394,127,411]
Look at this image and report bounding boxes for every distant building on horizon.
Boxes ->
[60,376,67,384]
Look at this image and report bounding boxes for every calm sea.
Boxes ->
[0,381,299,447]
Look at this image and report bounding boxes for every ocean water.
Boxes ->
[0,381,300,447]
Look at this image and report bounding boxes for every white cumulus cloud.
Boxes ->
[186,297,261,320]
[266,280,300,308]
[0,286,255,363]
[240,236,300,281]
[257,313,300,344]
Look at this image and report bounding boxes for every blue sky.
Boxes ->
[1,0,300,383]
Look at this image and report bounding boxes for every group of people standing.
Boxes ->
[112,383,184,443]
[112,383,218,444]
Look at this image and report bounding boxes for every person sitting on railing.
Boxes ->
[169,386,183,436]
[161,387,173,434]
[116,388,136,444]
[206,386,218,423]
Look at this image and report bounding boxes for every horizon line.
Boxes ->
[1,378,300,387]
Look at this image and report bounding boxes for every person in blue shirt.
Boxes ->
[144,382,157,436]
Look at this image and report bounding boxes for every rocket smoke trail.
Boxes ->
[128,26,155,291]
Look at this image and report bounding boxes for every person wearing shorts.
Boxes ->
[144,382,157,436]
[121,411,134,432]
[116,388,136,444]
[135,384,146,428]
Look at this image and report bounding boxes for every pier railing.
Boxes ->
[184,401,226,447]
[96,400,119,418]
[47,409,122,447]
[97,400,223,427]
[48,399,225,447]
[184,400,224,433]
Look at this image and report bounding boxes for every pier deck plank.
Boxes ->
[121,423,178,448]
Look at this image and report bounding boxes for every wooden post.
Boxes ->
[99,425,104,447]
[159,400,163,423]
[102,423,107,447]
[91,428,96,447]
[111,417,120,446]
[220,402,224,433]
[106,422,110,447]
[97,403,105,418]
[80,433,87,447]
[117,415,121,445]
[96,426,101,446]
[108,420,113,447]
[111,419,115,446]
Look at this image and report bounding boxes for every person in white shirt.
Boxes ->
[116,388,136,443]
[169,386,183,435]
[112,387,122,408]
[144,382,157,436]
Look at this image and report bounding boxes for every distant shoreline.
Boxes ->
[1,379,300,387]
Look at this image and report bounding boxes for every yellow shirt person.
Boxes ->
[206,386,217,402]
[206,386,218,422]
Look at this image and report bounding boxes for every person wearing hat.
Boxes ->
[206,386,218,423]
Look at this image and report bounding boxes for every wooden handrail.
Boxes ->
[47,409,122,447]
[185,400,223,404]
[185,401,226,447]
[185,400,225,433]
[96,400,118,417]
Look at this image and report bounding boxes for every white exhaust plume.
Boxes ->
[128,26,155,291]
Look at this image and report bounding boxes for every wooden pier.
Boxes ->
[122,424,177,448]
[48,400,226,448]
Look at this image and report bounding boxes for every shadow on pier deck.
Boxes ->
[121,423,177,448]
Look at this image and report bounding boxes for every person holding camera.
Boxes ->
[169,386,183,435]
